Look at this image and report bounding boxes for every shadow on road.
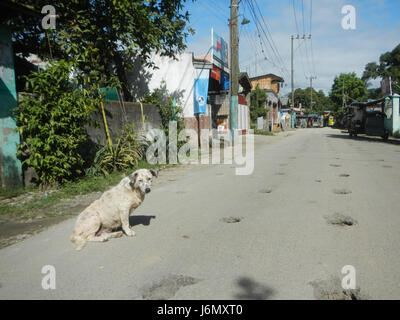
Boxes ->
[234,277,275,300]
[129,215,156,227]
[326,133,400,146]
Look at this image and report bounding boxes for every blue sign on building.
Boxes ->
[194,68,210,114]
[221,72,229,91]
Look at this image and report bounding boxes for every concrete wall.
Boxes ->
[20,101,161,186]
[391,95,400,137]
[86,101,162,144]
[126,52,198,119]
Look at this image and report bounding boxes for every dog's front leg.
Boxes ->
[120,210,135,236]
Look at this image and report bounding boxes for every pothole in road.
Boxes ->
[221,216,243,223]
[309,277,366,300]
[333,188,352,195]
[275,172,285,176]
[141,275,201,300]
[259,188,273,194]
[339,174,350,177]
[329,164,341,168]
[382,165,392,168]
[289,156,296,160]
[324,213,357,227]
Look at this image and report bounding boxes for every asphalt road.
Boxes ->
[1,127,400,299]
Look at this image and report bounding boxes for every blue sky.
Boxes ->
[183,0,400,95]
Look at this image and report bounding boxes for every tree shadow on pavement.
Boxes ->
[129,215,156,227]
[234,277,275,300]
[326,134,400,146]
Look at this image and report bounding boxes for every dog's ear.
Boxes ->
[149,169,158,178]
[129,172,138,184]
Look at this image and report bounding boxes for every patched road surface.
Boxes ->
[1,128,400,299]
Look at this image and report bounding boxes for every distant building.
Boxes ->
[249,73,285,132]
[249,73,284,95]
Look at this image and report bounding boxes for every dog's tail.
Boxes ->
[70,232,87,251]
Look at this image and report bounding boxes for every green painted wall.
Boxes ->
[392,95,400,138]
[0,25,22,187]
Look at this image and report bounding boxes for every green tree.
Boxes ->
[292,88,308,111]
[329,73,367,113]
[16,60,101,186]
[362,43,400,94]
[291,88,331,115]
[6,0,195,100]
[250,85,267,122]
[315,89,333,113]
[362,62,380,83]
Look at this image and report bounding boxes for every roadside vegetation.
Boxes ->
[254,129,274,136]
[1,1,194,221]
[0,160,165,220]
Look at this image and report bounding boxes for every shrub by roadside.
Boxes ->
[254,129,274,136]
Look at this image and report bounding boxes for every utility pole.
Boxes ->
[291,34,299,109]
[230,0,239,136]
[307,76,317,111]
[291,35,294,109]
[291,34,311,109]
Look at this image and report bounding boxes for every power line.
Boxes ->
[245,0,290,80]
[292,0,314,80]
[300,0,313,78]
[246,6,276,70]
[309,0,317,77]
[251,0,288,69]
[292,0,307,84]
[196,0,229,25]
[292,0,300,35]
[301,0,306,35]
[245,29,274,77]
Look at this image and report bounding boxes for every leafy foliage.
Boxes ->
[329,73,367,113]
[142,82,184,132]
[249,85,267,122]
[87,123,144,176]
[7,0,195,100]
[362,43,400,94]
[254,129,274,136]
[16,60,101,187]
[142,82,187,161]
[292,88,333,114]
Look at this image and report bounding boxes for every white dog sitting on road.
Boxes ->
[70,169,158,250]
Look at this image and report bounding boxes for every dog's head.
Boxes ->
[128,169,158,194]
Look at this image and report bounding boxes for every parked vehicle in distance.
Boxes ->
[323,111,331,127]
[346,95,400,140]
[347,102,366,137]
[365,109,389,140]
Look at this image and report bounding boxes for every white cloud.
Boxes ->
[186,0,399,96]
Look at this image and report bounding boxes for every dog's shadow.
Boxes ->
[129,215,156,227]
